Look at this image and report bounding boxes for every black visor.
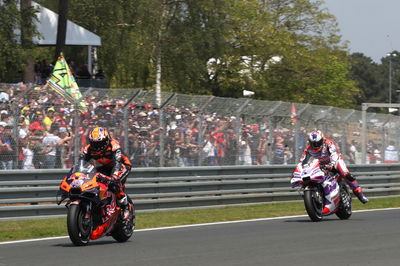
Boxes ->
[90,139,109,152]
[310,138,323,149]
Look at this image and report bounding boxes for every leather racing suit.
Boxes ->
[299,138,368,204]
[77,138,132,221]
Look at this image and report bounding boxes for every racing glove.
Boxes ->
[108,175,122,194]
[321,163,334,172]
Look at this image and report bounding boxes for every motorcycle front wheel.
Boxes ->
[304,186,324,222]
[67,204,93,246]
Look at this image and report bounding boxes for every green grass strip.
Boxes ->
[1,197,399,242]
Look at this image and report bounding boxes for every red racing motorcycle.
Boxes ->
[56,162,135,246]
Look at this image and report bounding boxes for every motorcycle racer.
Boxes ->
[74,127,132,224]
[295,130,368,205]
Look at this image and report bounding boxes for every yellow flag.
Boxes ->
[48,54,86,110]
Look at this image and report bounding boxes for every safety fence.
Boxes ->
[0,83,400,170]
[1,164,400,221]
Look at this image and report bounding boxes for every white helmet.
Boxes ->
[308,130,324,151]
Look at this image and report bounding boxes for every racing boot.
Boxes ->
[353,187,369,204]
[118,194,130,221]
[345,173,369,204]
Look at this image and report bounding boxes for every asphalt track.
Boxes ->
[1,208,399,266]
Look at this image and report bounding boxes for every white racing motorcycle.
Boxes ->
[291,157,352,222]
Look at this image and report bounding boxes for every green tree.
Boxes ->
[379,51,400,104]
[0,0,27,82]
[208,0,359,107]
[9,0,361,109]
[350,52,385,105]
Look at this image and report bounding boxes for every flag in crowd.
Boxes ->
[291,103,297,124]
[47,53,86,110]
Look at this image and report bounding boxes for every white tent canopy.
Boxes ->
[32,1,101,46]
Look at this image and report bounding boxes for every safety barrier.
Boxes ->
[1,164,400,220]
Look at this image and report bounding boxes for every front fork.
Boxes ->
[304,186,324,204]
[67,200,92,220]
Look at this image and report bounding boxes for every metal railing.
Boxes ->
[1,164,400,220]
[1,83,400,170]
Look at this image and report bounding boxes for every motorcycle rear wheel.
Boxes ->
[335,182,352,220]
[111,196,136,242]
[67,204,92,246]
[304,187,324,222]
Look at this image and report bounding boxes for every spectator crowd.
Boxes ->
[0,82,398,170]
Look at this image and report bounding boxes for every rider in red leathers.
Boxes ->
[74,127,132,231]
[299,130,368,205]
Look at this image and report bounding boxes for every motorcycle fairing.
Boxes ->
[321,175,340,215]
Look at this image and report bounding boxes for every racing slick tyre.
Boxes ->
[335,181,352,220]
[304,186,324,222]
[111,196,135,242]
[67,204,93,246]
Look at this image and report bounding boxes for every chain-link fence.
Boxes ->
[0,82,399,170]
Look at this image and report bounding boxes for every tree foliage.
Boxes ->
[349,51,400,111]
[4,0,387,109]
[0,0,27,82]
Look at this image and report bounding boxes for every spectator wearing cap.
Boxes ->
[18,117,29,140]
[0,109,8,117]
[223,129,238,165]
[30,134,46,169]
[30,111,46,131]
[52,109,67,127]
[22,140,35,169]
[163,129,179,167]
[177,129,198,167]
[0,88,10,103]
[16,118,30,169]
[272,136,285,164]
[133,129,152,167]
[0,111,14,127]
[28,114,45,137]
[42,124,72,168]
[147,133,161,167]
[187,132,200,166]
[257,131,270,165]
[0,125,17,169]
[201,134,218,166]
[238,132,252,165]
[21,106,31,125]
[43,107,56,131]
[248,125,261,165]
[211,122,228,165]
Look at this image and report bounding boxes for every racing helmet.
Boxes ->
[89,127,111,152]
[308,130,324,151]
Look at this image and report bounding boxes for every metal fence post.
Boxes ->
[159,93,176,167]
[197,96,215,166]
[122,89,143,155]
[73,102,80,165]
[361,103,367,164]
[197,114,204,166]
[159,104,165,167]
[11,100,19,169]
[235,99,252,165]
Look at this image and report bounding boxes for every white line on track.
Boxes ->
[1,207,399,245]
